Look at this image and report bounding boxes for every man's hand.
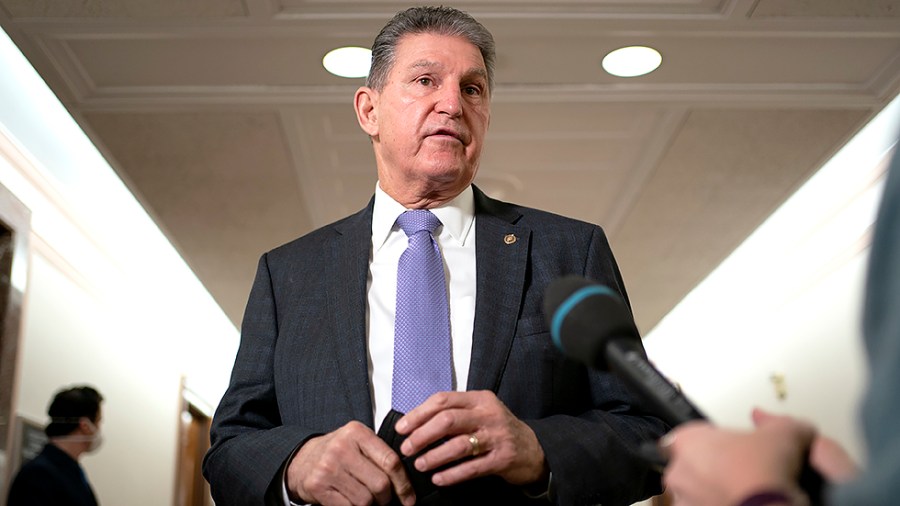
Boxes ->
[394,391,548,488]
[286,421,415,506]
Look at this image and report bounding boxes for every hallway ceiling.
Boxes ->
[2,0,899,333]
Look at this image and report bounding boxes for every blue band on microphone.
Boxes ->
[550,284,617,350]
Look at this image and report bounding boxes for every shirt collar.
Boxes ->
[372,183,475,252]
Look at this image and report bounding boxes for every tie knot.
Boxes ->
[396,209,441,236]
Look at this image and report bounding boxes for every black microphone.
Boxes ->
[543,275,705,425]
[543,275,826,504]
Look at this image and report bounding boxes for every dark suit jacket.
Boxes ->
[203,186,669,505]
[7,444,99,506]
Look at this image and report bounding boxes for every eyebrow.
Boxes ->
[408,60,488,81]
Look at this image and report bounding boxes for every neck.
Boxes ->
[378,179,466,209]
[374,154,474,209]
[50,439,85,461]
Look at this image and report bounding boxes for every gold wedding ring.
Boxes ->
[468,433,480,457]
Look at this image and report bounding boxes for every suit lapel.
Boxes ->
[468,187,531,391]
[329,200,375,426]
[321,190,530,418]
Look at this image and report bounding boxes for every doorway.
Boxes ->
[175,383,213,506]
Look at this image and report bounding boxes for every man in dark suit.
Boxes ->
[7,385,103,506]
[203,6,669,506]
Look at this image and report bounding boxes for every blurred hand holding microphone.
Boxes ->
[542,275,825,504]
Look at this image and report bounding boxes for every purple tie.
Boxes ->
[392,210,453,413]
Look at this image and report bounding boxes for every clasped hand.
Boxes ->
[286,390,547,506]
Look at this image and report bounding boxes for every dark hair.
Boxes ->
[45,385,103,437]
[366,6,496,94]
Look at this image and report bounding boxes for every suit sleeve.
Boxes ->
[525,225,670,506]
[202,253,318,505]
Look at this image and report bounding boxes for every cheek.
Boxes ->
[381,121,415,150]
[467,129,487,157]
[468,111,490,146]
[389,111,424,143]
[465,141,483,158]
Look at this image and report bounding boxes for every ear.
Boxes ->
[354,86,379,137]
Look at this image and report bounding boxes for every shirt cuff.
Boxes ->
[281,446,308,506]
[522,471,554,502]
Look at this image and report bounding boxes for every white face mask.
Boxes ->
[51,417,103,452]
[83,420,103,453]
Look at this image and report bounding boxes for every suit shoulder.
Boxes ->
[263,207,370,262]
[481,192,605,236]
[10,455,63,485]
[520,204,600,230]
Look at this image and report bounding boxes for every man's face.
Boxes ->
[357,32,491,203]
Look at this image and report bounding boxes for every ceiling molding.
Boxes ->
[60,83,892,111]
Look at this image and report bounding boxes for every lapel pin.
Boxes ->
[504,234,517,245]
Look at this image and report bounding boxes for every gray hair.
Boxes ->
[366,6,496,95]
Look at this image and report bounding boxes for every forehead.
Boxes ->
[391,32,486,75]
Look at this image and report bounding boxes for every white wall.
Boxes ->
[629,92,900,506]
[0,28,239,505]
[643,95,900,465]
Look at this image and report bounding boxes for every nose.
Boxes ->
[434,85,462,118]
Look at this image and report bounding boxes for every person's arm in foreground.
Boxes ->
[661,408,858,506]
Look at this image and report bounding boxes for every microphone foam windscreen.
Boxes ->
[543,275,639,370]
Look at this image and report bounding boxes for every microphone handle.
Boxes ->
[605,339,706,425]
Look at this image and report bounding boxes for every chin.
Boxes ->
[424,165,474,186]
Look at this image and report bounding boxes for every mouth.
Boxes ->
[427,127,466,144]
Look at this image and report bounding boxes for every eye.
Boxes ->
[418,77,433,86]
[463,85,483,96]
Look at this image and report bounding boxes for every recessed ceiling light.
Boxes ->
[322,46,371,79]
[602,46,662,78]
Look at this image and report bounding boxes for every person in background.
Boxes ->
[660,142,900,506]
[7,385,104,506]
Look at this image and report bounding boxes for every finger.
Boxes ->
[413,433,481,473]
[401,391,500,456]
[657,430,676,458]
[661,421,710,452]
[751,407,778,426]
[344,461,392,506]
[335,480,378,506]
[401,406,475,457]
[396,391,471,435]
[810,434,858,483]
[297,423,396,506]
[302,464,366,506]
[649,431,675,467]
[755,413,816,452]
[358,438,415,506]
[334,425,394,504]
[390,472,417,506]
[314,488,354,506]
[429,450,491,486]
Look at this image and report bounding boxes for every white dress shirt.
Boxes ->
[368,183,477,430]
